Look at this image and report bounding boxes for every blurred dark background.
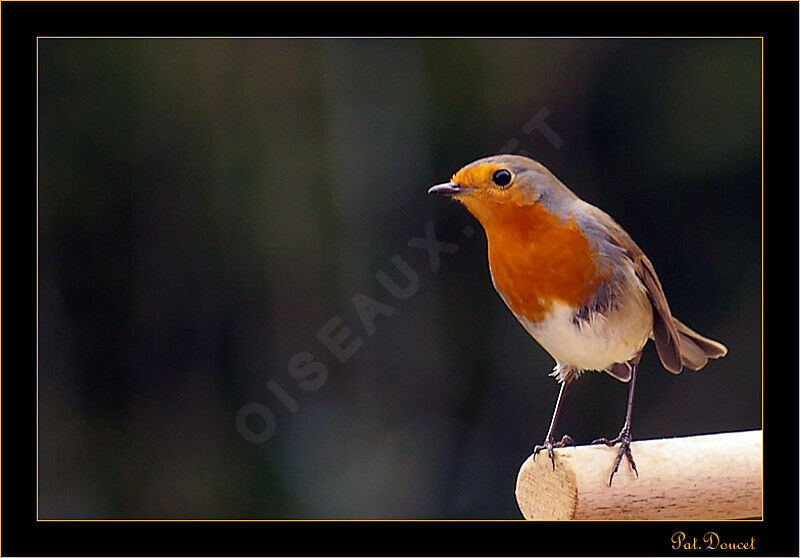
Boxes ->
[37,38,761,519]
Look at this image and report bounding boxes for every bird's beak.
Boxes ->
[427,182,464,196]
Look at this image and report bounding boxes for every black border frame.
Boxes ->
[4,1,797,556]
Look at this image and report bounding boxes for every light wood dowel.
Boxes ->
[516,430,762,520]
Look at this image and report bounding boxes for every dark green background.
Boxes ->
[38,38,761,519]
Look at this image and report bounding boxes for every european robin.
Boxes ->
[429,155,727,485]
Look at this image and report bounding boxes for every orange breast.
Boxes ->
[482,202,604,323]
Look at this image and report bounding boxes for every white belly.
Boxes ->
[516,285,653,373]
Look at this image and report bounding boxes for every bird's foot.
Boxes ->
[592,427,638,486]
[533,434,575,470]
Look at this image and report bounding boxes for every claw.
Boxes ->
[533,434,574,470]
[592,428,637,485]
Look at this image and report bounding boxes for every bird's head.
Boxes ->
[428,155,578,226]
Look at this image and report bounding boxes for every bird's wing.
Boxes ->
[634,249,683,373]
[583,206,683,374]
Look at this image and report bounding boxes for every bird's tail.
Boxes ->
[672,317,728,370]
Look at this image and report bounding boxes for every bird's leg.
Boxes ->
[533,374,574,470]
[592,361,639,485]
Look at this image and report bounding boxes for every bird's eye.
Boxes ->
[492,169,512,187]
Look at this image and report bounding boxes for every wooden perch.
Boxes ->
[516,429,762,520]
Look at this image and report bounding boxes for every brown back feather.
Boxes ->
[582,204,728,374]
[585,206,683,373]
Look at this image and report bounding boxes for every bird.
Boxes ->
[428,154,728,485]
